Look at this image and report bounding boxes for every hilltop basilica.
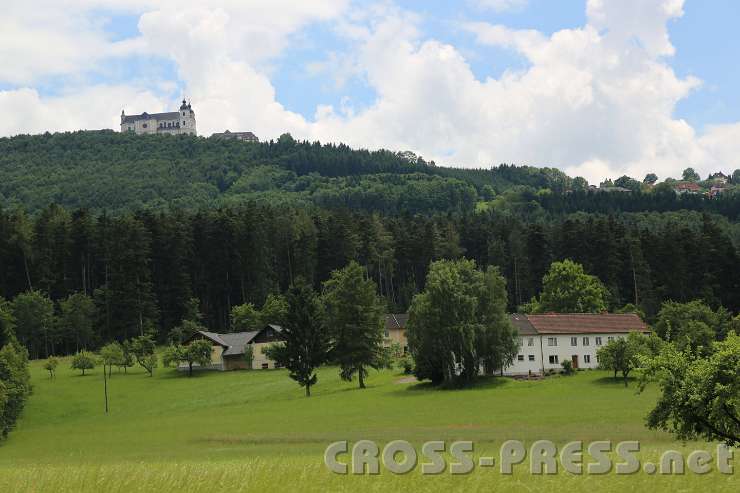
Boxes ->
[120,100,197,136]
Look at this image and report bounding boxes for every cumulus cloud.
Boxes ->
[472,0,529,13]
[0,0,739,184]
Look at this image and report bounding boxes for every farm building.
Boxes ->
[385,312,648,376]
[183,324,284,371]
[383,313,409,353]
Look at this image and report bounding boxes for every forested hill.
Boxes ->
[0,130,563,214]
[3,131,740,218]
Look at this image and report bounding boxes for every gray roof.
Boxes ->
[221,331,259,356]
[193,325,283,357]
[509,314,538,335]
[385,313,409,330]
[122,111,181,124]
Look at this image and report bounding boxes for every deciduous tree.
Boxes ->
[639,333,740,446]
[71,351,95,376]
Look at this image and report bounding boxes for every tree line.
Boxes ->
[0,203,738,358]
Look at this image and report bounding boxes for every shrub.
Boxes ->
[561,359,575,375]
[71,351,95,376]
[43,356,59,379]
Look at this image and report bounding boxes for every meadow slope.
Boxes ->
[0,358,735,492]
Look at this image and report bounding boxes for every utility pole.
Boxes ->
[103,366,109,414]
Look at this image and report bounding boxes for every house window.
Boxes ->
[584,355,591,364]
[583,337,590,346]
[527,338,534,346]
[607,336,614,343]
[517,355,524,361]
[261,363,269,369]
[528,355,535,361]
[548,355,559,364]
[596,355,600,363]
[547,337,558,346]
[570,337,577,346]
[595,337,602,346]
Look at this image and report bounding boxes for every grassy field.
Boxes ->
[0,357,735,492]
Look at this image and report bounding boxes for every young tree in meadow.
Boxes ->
[528,260,608,314]
[71,351,95,376]
[57,292,96,353]
[99,342,125,377]
[43,357,59,379]
[162,340,212,377]
[639,333,740,446]
[322,261,384,389]
[264,281,331,397]
[597,332,655,386]
[119,340,135,373]
[128,335,157,377]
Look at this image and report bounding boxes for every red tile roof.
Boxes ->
[525,313,648,334]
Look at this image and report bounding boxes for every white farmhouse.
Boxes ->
[506,313,649,375]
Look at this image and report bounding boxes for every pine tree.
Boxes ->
[323,261,383,389]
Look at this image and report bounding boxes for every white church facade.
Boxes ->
[120,100,197,136]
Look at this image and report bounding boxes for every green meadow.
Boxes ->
[0,358,735,492]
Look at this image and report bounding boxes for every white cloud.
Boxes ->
[0,0,739,184]
[473,0,529,13]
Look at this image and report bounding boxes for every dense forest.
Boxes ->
[0,204,738,359]
[1,131,739,217]
[0,131,739,359]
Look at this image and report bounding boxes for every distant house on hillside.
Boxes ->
[674,182,702,194]
[709,184,728,199]
[183,325,284,371]
[211,130,259,142]
[383,312,648,376]
[596,186,632,193]
[708,172,729,184]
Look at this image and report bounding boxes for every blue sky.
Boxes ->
[2,0,739,182]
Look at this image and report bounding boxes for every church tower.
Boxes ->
[179,99,197,135]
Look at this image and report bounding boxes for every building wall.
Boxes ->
[223,355,249,371]
[504,333,630,375]
[383,328,408,352]
[211,345,224,365]
[252,342,281,369]
[121,111,196,136]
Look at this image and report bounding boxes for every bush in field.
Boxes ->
[561,360,575,375]
[100,342,125,376]
[43,356,59,379]
[162,340,212,377]
[128,335,157,377]
[71,351,95,376]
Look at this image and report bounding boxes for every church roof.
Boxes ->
[122,112,181,124]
